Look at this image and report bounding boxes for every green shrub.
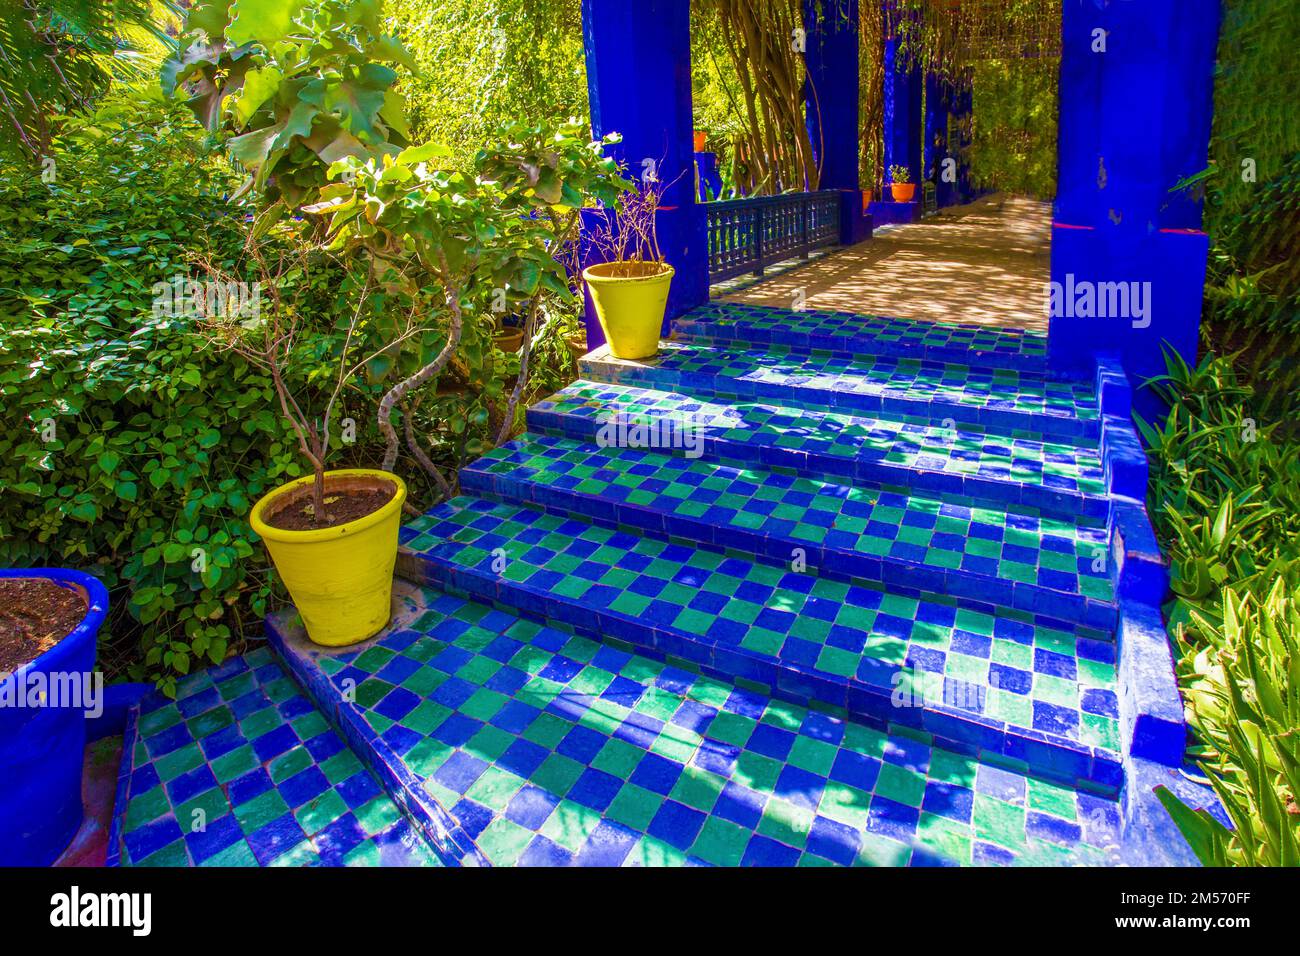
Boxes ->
[1142,351,1300,865]
[0,84,362,695]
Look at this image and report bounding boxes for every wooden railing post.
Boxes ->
[752,204,764,277]
[800,195,810,260]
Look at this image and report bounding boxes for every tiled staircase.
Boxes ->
[109,303,1218,867]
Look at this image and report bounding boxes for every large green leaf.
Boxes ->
[225,0,307,47]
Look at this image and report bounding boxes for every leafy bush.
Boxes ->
[1141,352,1300,864]
[0,84,376,695]
[385,0,586,164]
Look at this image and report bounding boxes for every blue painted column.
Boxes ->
[803,0,870,243]
[881,32,922,193]
[1049,0,1221,425]
[950,69,976,202]
[581,0,707,342]
[924,72,954,208]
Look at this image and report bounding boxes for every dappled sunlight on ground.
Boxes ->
[720,195,1051,332]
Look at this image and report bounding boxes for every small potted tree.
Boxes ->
[889,164,916,202]
[197,239,419,647]
[583,175,675,360]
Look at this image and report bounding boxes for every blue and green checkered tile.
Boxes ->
[581,341,1099,442]
[288,588,1123,867]
[674,302,1049,373]
[107,647,439,868]
[398,498,1123,789]
[530,381,1110,520]
[461,432,1116,629]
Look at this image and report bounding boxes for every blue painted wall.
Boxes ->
[924,72,954,207]
[803,0,870,243]
[1049,0,1221,423]
[882,34,922,187]
[804,0,860,192]
[581,0,708,339]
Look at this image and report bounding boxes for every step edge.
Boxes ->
[527,404,1110,521]
[266,611,490,868]
[397,548,1123,794]
[459,456,1119,631]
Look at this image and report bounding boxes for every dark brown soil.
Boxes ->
[264,481,395,531]
[0,578,88,673]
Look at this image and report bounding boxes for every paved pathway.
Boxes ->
[719,194,1051,332]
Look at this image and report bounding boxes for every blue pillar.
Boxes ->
[1049,0,1221,425]
[950,70,975,202]
[881,33,922,191]
[803,0,870,243]
[924,72,954,208]
[581,0,707,340]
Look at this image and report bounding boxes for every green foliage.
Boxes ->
[0,85,296,695]
[1156,578,1300,866]
[0,0,177,161]
[1196,0,1300,413]
[163,0,417,216]
[969,56,1057,200]
[385,0,587,164]
[1140,351,1300,865]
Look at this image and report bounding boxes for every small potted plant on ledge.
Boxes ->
[889,164,915,203]
[583,175,673,361]
[0,568,108,865]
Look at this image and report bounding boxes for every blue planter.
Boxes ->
[0,568,107,866]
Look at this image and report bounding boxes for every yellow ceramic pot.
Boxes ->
[583,261,674,360]
[250,469,407,647]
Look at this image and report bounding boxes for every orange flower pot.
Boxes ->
[693,131,706,152]
[890,183,916,203]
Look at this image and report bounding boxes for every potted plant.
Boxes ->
[583,176,674,361]
[494,320,524,353]
[198,241,409,647]
[889,165,916,202]
[0,568,108,865]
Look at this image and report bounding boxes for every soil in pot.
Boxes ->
[263,476,397,532]
[0,578,88,673]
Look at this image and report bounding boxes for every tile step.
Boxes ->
[581,342,1099,442]
[268,580,1126,867]
[673,303,1049,374]
[461,433,1117,630]
[397,498,1123,791]
[107,648,440,868]
[530,381,1109,521]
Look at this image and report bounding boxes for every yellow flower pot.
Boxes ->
[250,469,407,647]
[583,261,674,360]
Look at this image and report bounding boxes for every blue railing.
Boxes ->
[705,190,841,283]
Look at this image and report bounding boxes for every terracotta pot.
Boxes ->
[861,189,874,213]
[693,130,706,152]
[890,182,916,203]
[495,328,524,353]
